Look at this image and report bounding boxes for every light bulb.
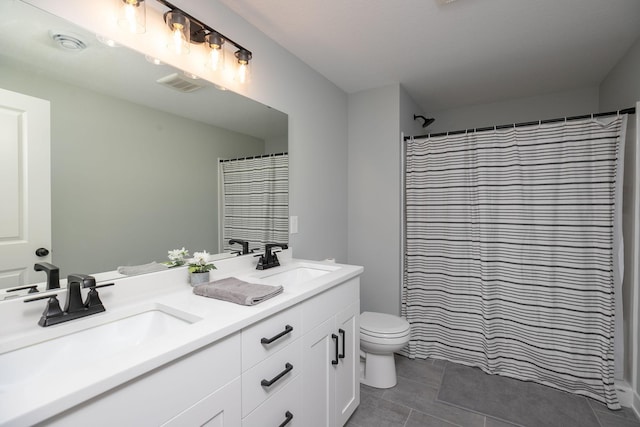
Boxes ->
[173,24,183,55]
[238,62,248,84]
[210,48,221,71]
[124,3,136,33]
[117,0,145,34]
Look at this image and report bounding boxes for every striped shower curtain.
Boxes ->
[401,116,627,408]
[219,154,289,253]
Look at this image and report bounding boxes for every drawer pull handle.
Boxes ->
[332,334,339,365]
[278,411,294,427]
[261,325,294,344]
[261,363,293,387]
[338,328,346,359]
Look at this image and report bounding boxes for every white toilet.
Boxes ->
[359,311,411,388]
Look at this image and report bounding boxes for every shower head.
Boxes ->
[414,114,435,128]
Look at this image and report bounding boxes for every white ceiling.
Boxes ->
[218,0,640,113]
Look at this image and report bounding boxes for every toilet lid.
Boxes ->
[360,312,410,336]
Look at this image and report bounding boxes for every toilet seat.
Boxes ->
[360,312,410,339]
[361,329,410,340]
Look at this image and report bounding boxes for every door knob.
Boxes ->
[35,248,50,257]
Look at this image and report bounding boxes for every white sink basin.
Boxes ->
[259,263,340,286]
[0,305,199,392]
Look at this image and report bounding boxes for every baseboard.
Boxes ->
[615,380,639,413]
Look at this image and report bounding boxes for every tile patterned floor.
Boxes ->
[346,355,640,427]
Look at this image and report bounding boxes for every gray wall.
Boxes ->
[600,37,640,111]
[347,84,422,316]
[425,86,599,133]
[599,35,640,404]
[0,63,264,277]
[348,84,401,315]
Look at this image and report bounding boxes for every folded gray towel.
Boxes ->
[117,262,168,276]
[193,277,283,306]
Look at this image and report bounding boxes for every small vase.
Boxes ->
[190,271,210,286]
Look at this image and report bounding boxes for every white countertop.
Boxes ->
[0,252,363,426]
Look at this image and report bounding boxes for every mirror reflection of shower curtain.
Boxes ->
[219,154,289,253]
[401,116,627,409]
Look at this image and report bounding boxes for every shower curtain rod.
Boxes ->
[219,152,288,162]
[403,107,636,141]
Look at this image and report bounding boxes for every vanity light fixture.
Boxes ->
[117,0,146,34]
[153,0,253,83]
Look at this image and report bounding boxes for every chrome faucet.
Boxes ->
[25,274,114,327]
[256,243,288,270]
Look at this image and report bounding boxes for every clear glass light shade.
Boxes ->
[235,49,252,84]
[206,33,225,71]
[165,11,190,55]
[117,0,146,34]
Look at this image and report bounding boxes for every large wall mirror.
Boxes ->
[0,0,288,295]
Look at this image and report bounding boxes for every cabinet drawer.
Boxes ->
[242,337,302,417]
[242,304,301,371]
[161,377,241,427]
[242,376,302,427]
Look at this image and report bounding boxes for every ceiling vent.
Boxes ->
[156,73,205,93]
[50,31,87,51]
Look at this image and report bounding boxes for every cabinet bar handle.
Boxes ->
[332,334,339,365]
[261,363,293,387]
[338,328,346,359]
[278,411,294,427]
[261,325,294,344]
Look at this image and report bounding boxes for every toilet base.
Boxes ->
[360,352,397,389]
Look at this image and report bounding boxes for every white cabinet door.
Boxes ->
[302,318,336,427]
[0,87,51,289]
[335,302,360,426]
[302,300,360,427]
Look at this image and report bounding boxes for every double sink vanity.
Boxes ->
[0,250,362,426]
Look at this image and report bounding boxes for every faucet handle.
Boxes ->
[24,293,64,326]
[6,284,39,294]
[83,283,113,309]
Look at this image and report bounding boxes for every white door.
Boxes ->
[0,87,51,289]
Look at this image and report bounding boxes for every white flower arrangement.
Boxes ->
[189,250,217,274]
[167,247,189,267]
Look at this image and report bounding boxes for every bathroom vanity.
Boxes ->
[0,250,362,426]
